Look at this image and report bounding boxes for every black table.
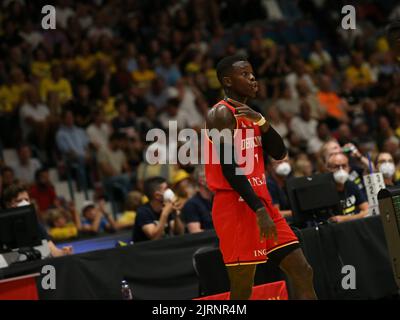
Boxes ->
[1,216,398,299]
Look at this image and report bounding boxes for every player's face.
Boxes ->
[229,61,258,98]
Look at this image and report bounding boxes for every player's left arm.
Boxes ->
[235,106,287,160]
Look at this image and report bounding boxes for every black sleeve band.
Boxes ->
[217,142,264,212]
[261,125,287,160]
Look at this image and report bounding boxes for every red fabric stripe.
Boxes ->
[0,275,39,300]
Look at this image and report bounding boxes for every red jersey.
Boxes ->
[204,100,299,265]
[204,99,269,200]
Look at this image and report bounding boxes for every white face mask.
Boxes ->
[163,188,175,202]
[379,162,395,178]
[16,199,30,207]
[333,169,349,184]
[275,162,291,177]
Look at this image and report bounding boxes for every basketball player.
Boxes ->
[205,55,317,300]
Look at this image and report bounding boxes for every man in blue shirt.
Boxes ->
[266,156,293,219]
[56,110,91,198]
[56,110,90,160]
[155,50,182,86]
[81,200,117,234]
[181,169,213,233]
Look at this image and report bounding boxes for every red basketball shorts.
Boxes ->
[212,190,299,266]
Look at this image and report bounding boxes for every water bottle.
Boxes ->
[121,280,133,300]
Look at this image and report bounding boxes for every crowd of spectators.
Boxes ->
[1,0,400,249]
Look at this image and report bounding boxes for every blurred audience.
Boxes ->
[29,167,59,218]
[80,199,117,234]
[98,132,132,200]
[11,144,41,185]
[46,205,80,241]
[0,0,397,244]
[116,190,143,230]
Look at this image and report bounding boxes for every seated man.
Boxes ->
[1,166,18,191]
[2,183,72,257]
[181,168,213,233]
[56,109,91,198]
[19,86,51,149]
[132,177,184,242]
[29,168,59,221]
[319,139,369,195]
[266,156,293,219]
[97,132,132,202]
[10,144,42,185]
[81,200,117,234]
[325,153,369,223]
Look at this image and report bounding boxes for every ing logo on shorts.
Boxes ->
[254,249,267,257]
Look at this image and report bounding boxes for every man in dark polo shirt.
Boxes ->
[181,168,213,233]
[325,153,369,223]
[132,176,184,242]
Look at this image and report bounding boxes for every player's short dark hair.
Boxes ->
[216,54,248,84]
[143,176,166,200]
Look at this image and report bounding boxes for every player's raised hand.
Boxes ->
[234,105,263,123]
[256,207,278,243]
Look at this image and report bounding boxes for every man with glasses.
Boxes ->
[325,153,369,223]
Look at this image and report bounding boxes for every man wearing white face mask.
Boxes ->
[266,156,293,219]
[2,183,73,257]
[132,176,185,242]
[375,152,399,186]
[326,153,369,223]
